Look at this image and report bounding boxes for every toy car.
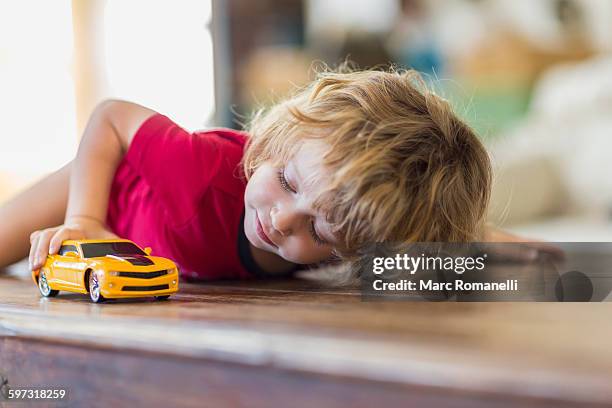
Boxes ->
[32,239,179,303]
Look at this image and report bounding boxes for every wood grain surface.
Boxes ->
[1,273,612,407]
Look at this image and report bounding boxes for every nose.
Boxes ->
[270,205,301,236]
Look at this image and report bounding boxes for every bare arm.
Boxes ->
[29,100,158,271]
[484,225,564,261]
[0,161,70,269]
[64,100,157,224]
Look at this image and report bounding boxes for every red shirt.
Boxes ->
[106,113,276,280]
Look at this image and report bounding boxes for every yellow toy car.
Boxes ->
[32,239,179,303]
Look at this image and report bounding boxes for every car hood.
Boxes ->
[89,255,175,270]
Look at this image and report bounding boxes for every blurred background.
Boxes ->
[2,0,612,241]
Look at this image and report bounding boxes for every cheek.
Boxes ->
[245,166,277,206]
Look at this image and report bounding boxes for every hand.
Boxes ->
[483,226,565,262]
[29,215,118,271]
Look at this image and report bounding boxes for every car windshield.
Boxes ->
[80,242,146,258]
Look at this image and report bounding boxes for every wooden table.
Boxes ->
[1,272,612,407]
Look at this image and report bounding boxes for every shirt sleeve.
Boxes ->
[123,113,220,226]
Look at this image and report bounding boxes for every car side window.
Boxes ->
[58,245,78,256]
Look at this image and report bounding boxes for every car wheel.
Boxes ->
[38,268,59,298]
[155,295,170,301]
[89,271,106,303]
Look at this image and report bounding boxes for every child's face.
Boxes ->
[244,139,337,264]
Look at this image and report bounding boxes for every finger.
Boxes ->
[533,243,566,261]
[509,245,539,262]
[484,243,539,263]
[48,228,67,255]
[497,240,565,261]
[29,233,42,270]
[33,229,57,270]
[29,230,41,244]
[49,227,84,254]
[494,234,565,261]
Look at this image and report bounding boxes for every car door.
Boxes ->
[52,244,81,288]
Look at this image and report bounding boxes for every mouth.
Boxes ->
[256,212,277,248]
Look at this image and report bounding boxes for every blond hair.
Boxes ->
[241,66,491,266]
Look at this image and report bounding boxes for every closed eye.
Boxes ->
[277,167,296,193]
[278,167,327,245]
[309,221,327,246]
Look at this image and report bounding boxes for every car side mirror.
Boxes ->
[144,247,152,255]
[65,251,79,258]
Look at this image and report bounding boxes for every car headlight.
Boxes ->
[168,268,178,275]
[108,271,120,277]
